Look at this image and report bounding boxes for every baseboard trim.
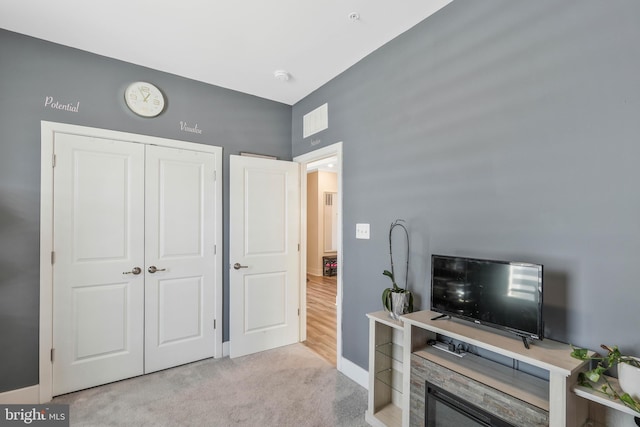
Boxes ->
[339,357,368,390]
[0,385,39,404]
[222,341,230,357]
[307,268,323,277]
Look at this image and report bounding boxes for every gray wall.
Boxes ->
[293,0,640,369]
[0,29,291,393]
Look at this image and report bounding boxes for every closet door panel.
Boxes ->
[52,133,145,396]
[144,145,216,373]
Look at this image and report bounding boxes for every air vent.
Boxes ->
[325,193,334,206]
[303,103,328,138]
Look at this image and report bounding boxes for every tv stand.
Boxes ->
[400,310,589,427]
[521,335,530,349]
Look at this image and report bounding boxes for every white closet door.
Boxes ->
[144,145,217,373]
[52,132,219,396]
[52,133,145,396]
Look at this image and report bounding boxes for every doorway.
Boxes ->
[294,143,342,369]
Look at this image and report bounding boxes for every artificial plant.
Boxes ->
[571,344,640,414]
[382,219,414,314]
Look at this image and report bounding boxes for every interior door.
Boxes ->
[52,133,145,396]
[52,131,220,395]
[144,145,217,373]
[229,155,300,358]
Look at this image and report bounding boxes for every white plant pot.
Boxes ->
[618,357,640,401]
[390,292,406,320]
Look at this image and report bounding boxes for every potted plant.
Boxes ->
[381,219,414,320]
[571,344,640,414]
[382,270,413,320]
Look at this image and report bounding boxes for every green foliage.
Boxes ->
[571,344,640,414]
[382,269,413,313]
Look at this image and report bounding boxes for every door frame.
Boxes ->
[293,142,343,370]
[39,121,223,402]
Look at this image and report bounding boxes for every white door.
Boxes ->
[52,133,219,395]
[52,133,145,395]
[229,155,300,358]
[144,145,217,373]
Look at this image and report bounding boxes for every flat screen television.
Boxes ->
[430,254,544,345]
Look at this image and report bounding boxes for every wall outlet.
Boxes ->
[356,223,370,239]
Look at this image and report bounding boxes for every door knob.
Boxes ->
[233,263,249,270]
[147,265,167,274]
[123,267,142,275]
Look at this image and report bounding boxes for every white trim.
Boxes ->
[222,341,230,357]
[0,385,40,404]
[297,164,308,343]
[294,142,343,369]
[39,121,224,402]
[339,357,369,390]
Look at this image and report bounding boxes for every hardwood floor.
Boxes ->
[304,274,337,366]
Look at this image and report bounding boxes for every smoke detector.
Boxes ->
[348,12,360,22]
[274,70,290,82]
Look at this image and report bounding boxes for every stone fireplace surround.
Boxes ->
[410,352,549,427]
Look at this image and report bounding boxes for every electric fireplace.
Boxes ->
[425,382,514,427]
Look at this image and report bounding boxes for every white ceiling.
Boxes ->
[0,0,452,105]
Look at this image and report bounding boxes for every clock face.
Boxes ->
[124,81,165,117]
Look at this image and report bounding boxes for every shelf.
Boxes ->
[367,311,405,427]
[374,338,403,394]
[365,403,402,427]
[574,375,640,418]
[376,342,403,363]
[402,310,585,376]
[414,345,549,410]
[375,366,403,394]
[367,310,404,330]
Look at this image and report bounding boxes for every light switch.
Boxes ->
[356,223,370,239]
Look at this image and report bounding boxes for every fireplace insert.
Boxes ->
[425,382,515,427]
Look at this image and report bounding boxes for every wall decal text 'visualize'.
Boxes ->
[180,121,203,134]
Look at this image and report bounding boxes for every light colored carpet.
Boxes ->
[53,344,368,427]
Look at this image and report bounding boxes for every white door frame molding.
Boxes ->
[293,142,343,370]
[39,121,223,403]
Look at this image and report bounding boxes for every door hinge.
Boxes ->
[214,245,216,255]
[214,170,217,181]
[52,154,56,168]
[51,251,55,265]
[213,319,217,329]
[298,308,300,316]
[298,243,300,252]
[50,348,55,362]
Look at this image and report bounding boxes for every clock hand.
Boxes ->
[139,87,151,102]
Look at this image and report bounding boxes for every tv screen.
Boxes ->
[430,254,543,341]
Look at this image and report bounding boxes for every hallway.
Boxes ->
[304,274,337,366]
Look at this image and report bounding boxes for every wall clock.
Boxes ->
[124,81,165,117]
